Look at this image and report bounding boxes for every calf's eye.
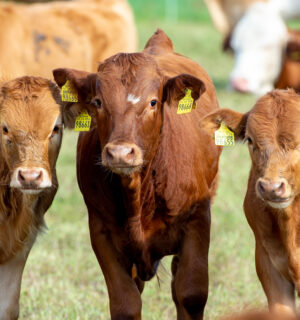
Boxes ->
[247,137,253,144]
[92,98,102,109]
[50,125,60,138]
[150,100,157,108]
[2,126,8,135]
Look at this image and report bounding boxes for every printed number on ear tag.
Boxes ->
[74,111,91,132]
[214,122,235,146]
[177,89,196,114]
[61,80,78,102]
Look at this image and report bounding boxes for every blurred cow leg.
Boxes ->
[255,243,295,317]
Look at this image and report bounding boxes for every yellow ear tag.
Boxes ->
[214,122,235,146]
[177,89,196,114]
[61,80,78,102]
[74,110,91,132]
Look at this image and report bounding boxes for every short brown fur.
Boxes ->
[53,29,221,320]
[0,76,68,319]
[201,89,300,317]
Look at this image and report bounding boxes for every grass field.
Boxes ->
[18,1,299,319]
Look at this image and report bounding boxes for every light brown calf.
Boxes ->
[0,76,71,319]
[0,0,136,78]
[201,89,300,317]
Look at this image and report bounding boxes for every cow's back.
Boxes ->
[0,0,136,78]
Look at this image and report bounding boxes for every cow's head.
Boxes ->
[53,52,205,177]
[200,89,300,210]
[0,77,63,194]
[229,2,288,96]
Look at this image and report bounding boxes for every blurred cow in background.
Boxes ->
[229,2,288,95]
[229,0,300,95]
[275,30,300,93]
[0,0,136,78]
[206,0,300,96]
[204,0,267,35]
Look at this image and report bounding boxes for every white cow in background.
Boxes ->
[229,0,300,95]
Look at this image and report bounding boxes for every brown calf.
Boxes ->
[201,89,300,317]
[275,30,300,92]
[53,29,222,319]
[0,0,136,78]
[0,76,72,319]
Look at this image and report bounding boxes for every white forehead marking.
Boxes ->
[127,94,140,104]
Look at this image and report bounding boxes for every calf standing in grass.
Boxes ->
[53,29,222,319]
[0,76,68,319]
[201,89,300,317]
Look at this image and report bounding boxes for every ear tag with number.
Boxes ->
[177,89,196,114]
[61,80,78,102]
[214,122,235,146]
[74,110,91,132]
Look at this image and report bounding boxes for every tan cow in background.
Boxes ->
[204,0,267,34]
[0,0,137,78]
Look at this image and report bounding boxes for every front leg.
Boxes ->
[88,209,142,320]
[255,242,296,317]
[0,252,29,320]
[171,211,210,320]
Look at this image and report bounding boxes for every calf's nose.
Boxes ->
[105,143,138,165]
[257,178,287,199]
[18,169,43,185]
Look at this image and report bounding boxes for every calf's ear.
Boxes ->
[199,108,249,141]
[53,68,97,129]
[162,74,206,105]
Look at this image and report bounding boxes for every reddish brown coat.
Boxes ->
[53,29,221,320]
[201,89,300,317]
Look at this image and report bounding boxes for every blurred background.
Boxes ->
[2,0,299,319]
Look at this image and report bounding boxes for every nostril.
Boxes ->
[258,181,265,194]
[106,147,114,159]
[128,148,135,156]
[275,182,285,196]
[37,171,43,181]
[18,170,25,182]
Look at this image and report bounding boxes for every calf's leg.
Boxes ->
[89,209,142,320]
[0,252,29,320]
[171,212,210,320]
[255,243,295,316]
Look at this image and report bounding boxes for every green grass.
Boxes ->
[18,1,282,319]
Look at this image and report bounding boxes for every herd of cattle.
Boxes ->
[0,0,300,319]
